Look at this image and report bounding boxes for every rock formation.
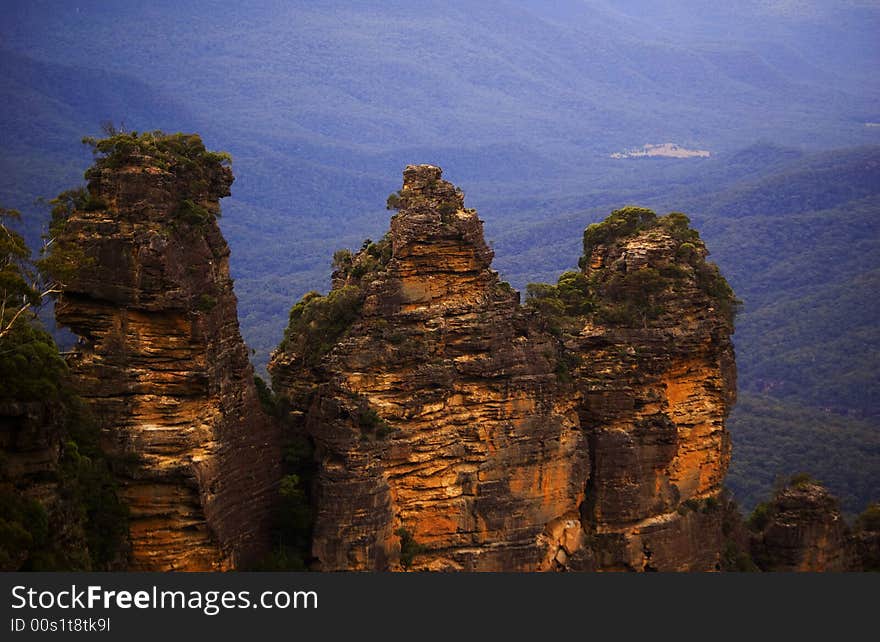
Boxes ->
[573,207,736,571]
[270,165,738,571]
[749,478,857,571]
[852,507,880,571]
[49,132,280,571]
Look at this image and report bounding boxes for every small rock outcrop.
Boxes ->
[49,132,280,570]
[749,478,856,571]
[270,165,738,571]
[852,504,880,571]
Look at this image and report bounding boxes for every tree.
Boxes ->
[0,206,73,404]
[0,208,50,340]
[0,198,92,341]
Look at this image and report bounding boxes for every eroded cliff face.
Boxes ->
[51,135,279,570]
[270,165,737,571]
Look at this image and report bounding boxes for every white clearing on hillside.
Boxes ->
[611,143,711,159]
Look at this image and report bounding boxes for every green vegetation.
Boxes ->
[0,327,128,570]
[661,212,700,243]
[720,540,759,572]
[726,393,879,517]
[494,280,516,297]
[1,207,40,336]
[787,472,815,489]
[195,293,218,312]
[253,374,278,416]
[175,199,212,225]
[546,271,592,316]
[438,199,458,219]
[677,496,721,515]
[580,206,657,264]
[711,198,880,416]
[331,248,353,273]
[278,286,362,366]
[479,148,880,517]
[579,206,703,264]
[855,503,880,532]
[528,208,737,330]
[689,152,880,424]
[278,234,395,368]
[745,474,868,553]
[82,129,230,178]
[681,152,880,518]
[58,408,129,570]
[1,207,68,400]
[525,284,564,334]
[254,434,314,571]
[62,128,234,231]
[747,502,775,532]
[48,187,106,219]
[595,266,668,326]
[2,6,878,571]
[347,235,392,281]
[0,208,39,302]
[331,237,393,282]
[581,208,738,326]
[718,495,759,572]
[525,271,592,334]
[395,527,426,570]
[693,261,738,321]
[252,472,311,571]
[554,351,582,385]
[0,490,49,570]
[32,190,95,292]
[2,8,878,517]
[276,473,310,560]
[746,473,856,556]
[854,503,880,571]
[1,210,126,570]
[358,406,393,440]
[0,322,69,402]
[0,325,128,570]
[386,191,405,210]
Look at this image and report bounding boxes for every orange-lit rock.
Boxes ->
[53,137,280,570]
[271,166,737,571]
[272,165,590,571]
[575,221,736,571]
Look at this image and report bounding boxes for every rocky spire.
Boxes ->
[50,132,280,570]
[270,168,738,571]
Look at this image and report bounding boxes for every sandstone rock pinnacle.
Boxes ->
[270,168,738,571]
[50,132,280,570]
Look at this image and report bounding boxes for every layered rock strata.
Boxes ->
[272,166,588,571]
[270,165,737,571]
[52,137,279,570]
[574,214,736,570]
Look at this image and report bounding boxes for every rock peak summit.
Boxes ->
[270,166,737,571]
